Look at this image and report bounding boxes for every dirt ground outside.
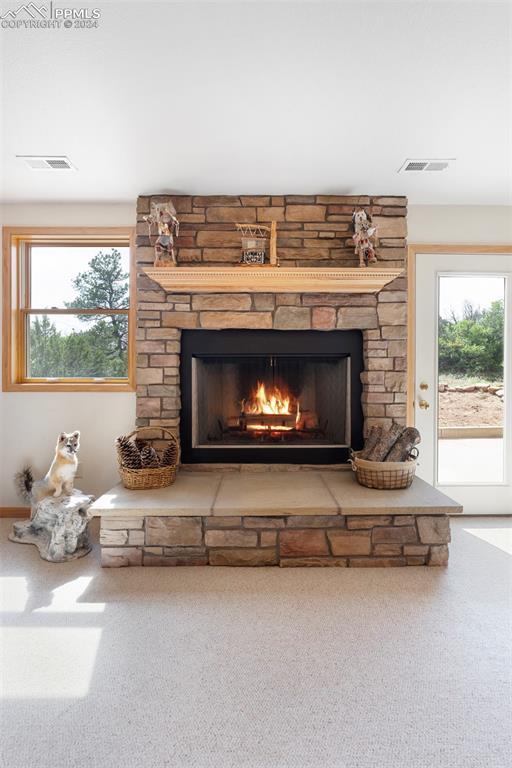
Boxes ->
[438,390,504,427]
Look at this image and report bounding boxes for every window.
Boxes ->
[3,228,135,391]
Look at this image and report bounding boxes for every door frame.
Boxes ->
[406,244,512,426]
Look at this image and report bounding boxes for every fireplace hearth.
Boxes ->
[180,330,364,463]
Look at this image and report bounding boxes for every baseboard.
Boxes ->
[438,426,503,439]
[0,507,30,518]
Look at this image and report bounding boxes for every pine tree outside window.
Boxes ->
[3,229,135,391]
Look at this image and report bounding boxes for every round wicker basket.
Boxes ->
[117,427,179,490]
[349,449,418,490]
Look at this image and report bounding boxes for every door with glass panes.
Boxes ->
[414,249,512,514]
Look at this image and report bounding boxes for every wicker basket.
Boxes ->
[349,449,418,490]
[117,427,179,490]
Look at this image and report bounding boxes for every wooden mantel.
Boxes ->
[143,266,403,294]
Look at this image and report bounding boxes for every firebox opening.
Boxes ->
[180,330,364,464]
[192,354,350,448]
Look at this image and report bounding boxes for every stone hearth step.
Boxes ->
[92,471,461,568]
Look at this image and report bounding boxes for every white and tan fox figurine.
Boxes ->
[16,431,81,504]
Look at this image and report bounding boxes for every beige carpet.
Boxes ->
[1,517,511,768]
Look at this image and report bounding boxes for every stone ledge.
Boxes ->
[90,473,221,517]
[91,471,462,519]
[100,513,453,568]
[323,473,462,516]
[213,472,338,516]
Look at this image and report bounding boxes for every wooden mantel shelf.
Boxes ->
[143,266,403,294]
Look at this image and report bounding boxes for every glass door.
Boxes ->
[414,251,512,514]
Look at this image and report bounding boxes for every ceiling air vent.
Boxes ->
[17,155,76,171]
[404,161,428,171]
[424,161,449,171]
[398,158,454,173]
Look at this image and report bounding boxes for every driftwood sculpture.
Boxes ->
[360,425,421,462]
[9,490,95,562]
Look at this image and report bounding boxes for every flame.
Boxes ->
[242,381,301,432]
[244,381,291,415]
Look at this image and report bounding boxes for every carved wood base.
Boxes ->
[9,490,95,563]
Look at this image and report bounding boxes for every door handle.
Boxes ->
[418,399,430,410]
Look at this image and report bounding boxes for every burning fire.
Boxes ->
[243,381,300,432]
[245,381,292,415]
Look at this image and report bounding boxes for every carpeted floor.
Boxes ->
[1,516,511,768]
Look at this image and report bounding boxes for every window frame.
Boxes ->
[2,227,136,392]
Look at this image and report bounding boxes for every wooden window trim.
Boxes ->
[2,226,136,392]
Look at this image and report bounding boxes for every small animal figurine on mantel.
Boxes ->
[11,430,94,562]
[351,208,378,267]
[144,200,180,267]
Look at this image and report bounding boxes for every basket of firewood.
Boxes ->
[349,426,420,490]
[116,427,179,490]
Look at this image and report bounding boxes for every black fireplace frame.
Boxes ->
[180,329,364,464]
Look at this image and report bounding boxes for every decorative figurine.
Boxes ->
[351,208,378,267]
[236,221,278,266]
[144,201,180,267]
[11,431,95,562]
[16,431,81,502]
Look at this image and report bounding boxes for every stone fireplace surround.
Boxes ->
[91,192,461,568]
[135,193,408,439]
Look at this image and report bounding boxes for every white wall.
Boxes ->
[0,203,136,506]
[0,203,135,228]
[408,205,512,244]
[1,202,510,506]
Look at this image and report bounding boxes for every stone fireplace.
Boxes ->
[94,195,461,568]
[135,193,408,461]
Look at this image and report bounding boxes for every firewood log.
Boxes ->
[366,423,403,462]
[246,413,296,428]
[359,426,382,459]
[296,410,319,431]
[385,427,421,462]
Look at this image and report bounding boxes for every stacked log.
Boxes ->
[364,423,403,462]
[359,426,382,459]
[360,425,420,462]
[385,427,421,461]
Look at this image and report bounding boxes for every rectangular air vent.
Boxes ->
[404,161,428,171]
[398,158,454,173]
[17,155,76,171]
[424,161,449,171]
